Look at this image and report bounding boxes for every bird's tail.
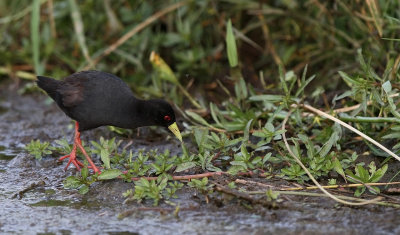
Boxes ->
[36,76,60,100]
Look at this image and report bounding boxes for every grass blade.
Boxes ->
[68,0,93,68]
[31,0,41,74]
[226,19,238,68]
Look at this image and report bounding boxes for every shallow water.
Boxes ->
[1,84,400,235]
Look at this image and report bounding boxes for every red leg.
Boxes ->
[59,122,100,174]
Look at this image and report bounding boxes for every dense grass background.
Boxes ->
[1,0,398,98]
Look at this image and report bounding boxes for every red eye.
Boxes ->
[164,115,171,122]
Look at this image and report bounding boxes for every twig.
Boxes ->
[297,103,400,162]
[0,67,36,80]
[333,93,399,113]
[234,179,275,189]
[82,0,189,70]
[235,171,267,178]
[247,190,400,208]
[345,176,400,202]
[211,151,221,162]
[391,54,400,80]
[280,182,400,191]
[214,183,276,208]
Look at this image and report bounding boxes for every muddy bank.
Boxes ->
[1,83,400,235]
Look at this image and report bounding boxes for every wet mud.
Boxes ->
[1,83,400,235]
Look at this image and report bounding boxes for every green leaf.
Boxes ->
[240,144,250,160]
[354,187,365,197]
[338,71,360,87]
[382,81,392,93]
[317,130,338,158]
[235,77,248,99]
[210,103,223,127]
[90,141,102,150]
[206,165,221,172]
[381,81,400,118]
[79,185,89,194]
[230,160,248,169]
[226,19,238,67]
[369,164,388,183]
[63,176,83,189]
[149,51,179,84]
[186,111,212,127]
[81,166,89,179]
[243,119,253,142]
[175,161,197,172]
[98,169,122,180]
[278,65,288,94]
[181,143,189,158]
[228,165,245,175]
[295,74,316,98]
[194,128,209,152]
[100,149,111,169]
[249,94,284,102]
[333,158,346,180]
[356,165,369,180]
[382,132,400,139]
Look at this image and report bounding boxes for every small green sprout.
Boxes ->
[130,177,169,206]
[187,177,214,195]
[25,139,55,160]
[345,162,388,196]
[63,165,99,195]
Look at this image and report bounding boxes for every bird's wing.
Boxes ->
[58,77,85,107]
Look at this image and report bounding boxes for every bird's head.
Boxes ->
[147,99,182,142]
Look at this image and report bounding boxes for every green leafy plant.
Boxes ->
[150,149,177,176]
[122,150,151,179]
[228,144,263,175]
[123,177,184,205]
[63,166,97,194]
[91,137,122,169]
[265,189,280,201]
[207,131,243,153]
[174,145,198,173]
[226,19,238,68]
[54,138,72,153]
[345,162,388,196]
[187,177,214,195]
[127,177,169,206]
[25,140,55,160]
[164,181,184,199]
[197,151,221,172]
[281,163,308,183]
[252,123,285,149]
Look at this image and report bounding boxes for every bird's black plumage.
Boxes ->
[37,70,176,132]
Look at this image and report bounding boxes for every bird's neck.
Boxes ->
[125,98,157,128]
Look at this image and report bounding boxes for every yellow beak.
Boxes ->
[168,122,182,142]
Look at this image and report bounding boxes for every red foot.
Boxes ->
[59,122,101,174]
[59,145,84,171]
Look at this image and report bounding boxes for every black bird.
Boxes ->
[37,70,182,173]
